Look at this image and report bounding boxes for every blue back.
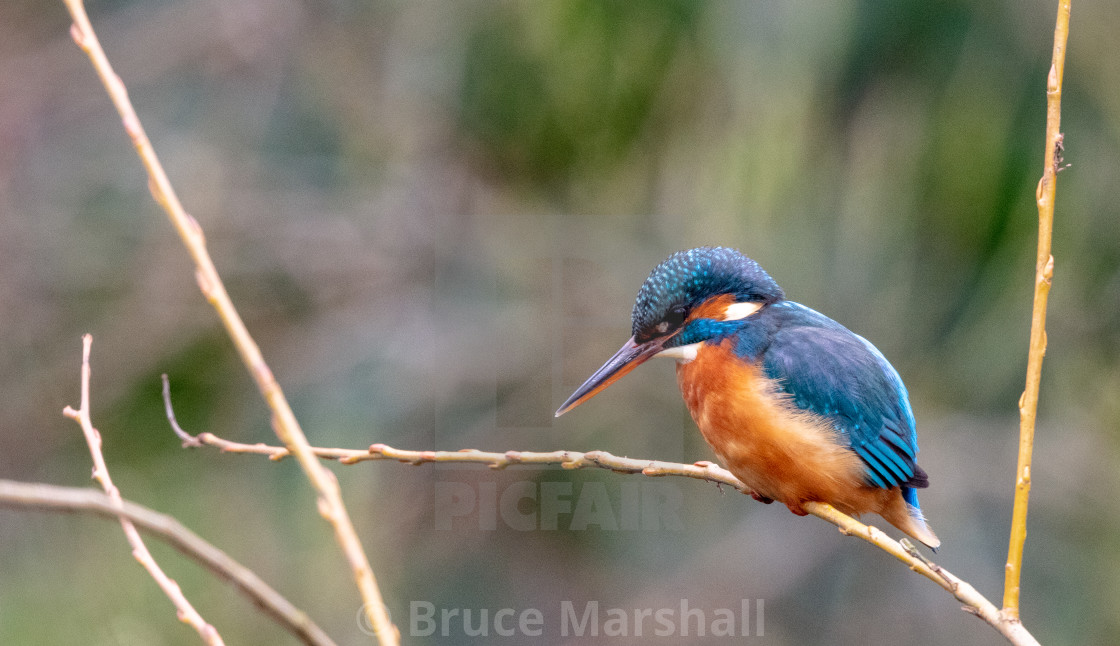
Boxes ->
[732,301,927,494]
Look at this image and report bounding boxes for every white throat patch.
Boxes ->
[655,342,701,362]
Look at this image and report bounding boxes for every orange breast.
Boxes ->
[675,339,890,518]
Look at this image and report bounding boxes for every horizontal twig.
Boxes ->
[164,380,1037,645]
[176,429,1040,644]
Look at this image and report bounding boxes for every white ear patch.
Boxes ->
[722,301,763,321]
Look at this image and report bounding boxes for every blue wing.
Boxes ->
[753,302,927,492]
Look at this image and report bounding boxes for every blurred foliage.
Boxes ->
[1,1,1118,645]
[458,0,707,192]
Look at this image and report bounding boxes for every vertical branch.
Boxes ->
[63,336,225,645]
[60,2,398,642]
[1003,0,1071,620]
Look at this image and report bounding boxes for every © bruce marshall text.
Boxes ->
[407,599,765,638]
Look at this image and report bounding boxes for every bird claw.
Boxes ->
[750,491,774,504]
[785,502,809,516]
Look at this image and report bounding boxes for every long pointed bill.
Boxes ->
[555,336,668,417]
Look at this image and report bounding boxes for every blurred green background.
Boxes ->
[1,0,1118,644]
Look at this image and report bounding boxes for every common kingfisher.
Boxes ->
[556,246,939,549]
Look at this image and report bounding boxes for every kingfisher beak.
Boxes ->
[555,335,669,417]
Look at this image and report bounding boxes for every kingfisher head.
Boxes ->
[555,246,784,416]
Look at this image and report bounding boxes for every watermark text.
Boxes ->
[434,479,683,531]
[405,599,764,638]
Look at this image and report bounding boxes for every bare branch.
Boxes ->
[63,335,224,645]
[163,374,202,447]
[61,2,397,641]
[1003,0,1070,621]
[170,421,1040,645]
[0,479,337,646]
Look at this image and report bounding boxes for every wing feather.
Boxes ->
[757,303,926,490]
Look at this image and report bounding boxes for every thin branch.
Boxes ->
[63,335,224,645]
[166,401,1039,645]
[1003,0,1070,621]
[163,373,203,447]
[0,479,337,646]
[61,2,398,642]
[362,446,1034,645]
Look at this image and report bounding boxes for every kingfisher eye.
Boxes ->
[657,305,687,334]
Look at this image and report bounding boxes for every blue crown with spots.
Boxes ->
[631,247,784,337]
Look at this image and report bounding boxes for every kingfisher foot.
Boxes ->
[785,502,810,516]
